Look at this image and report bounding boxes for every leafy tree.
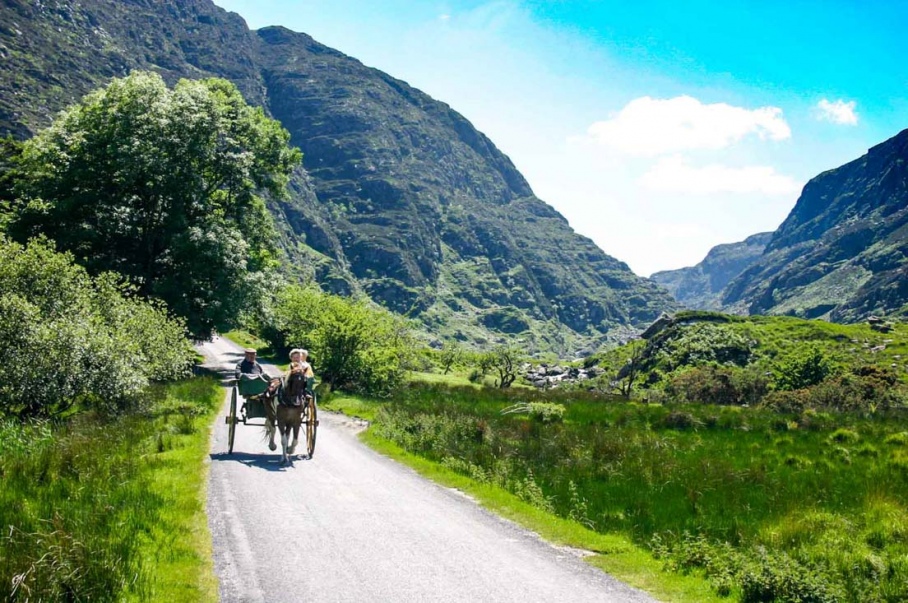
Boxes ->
[439,341,463,374]
[9,72,301,338]
[272,285,415,396]
[0,135,23,232]
[0,236,194,418]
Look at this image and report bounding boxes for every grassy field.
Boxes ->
[0,376,222,602]
[329,380,908,603]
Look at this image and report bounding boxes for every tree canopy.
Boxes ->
[9,72,301,338]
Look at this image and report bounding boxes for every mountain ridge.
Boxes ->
[721,128,908,320]
[0,0,678,353]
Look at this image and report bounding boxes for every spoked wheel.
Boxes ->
[227,385,238,454]
[305,393,318,459]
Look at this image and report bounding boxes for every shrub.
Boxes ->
[651,322,754,370]
[0,237,194,418]
[773,347,836,391]
[668,365,770,406]
[740,552,841,603]
[760,389,811,414]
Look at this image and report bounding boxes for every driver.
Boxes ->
[235,348,269,380]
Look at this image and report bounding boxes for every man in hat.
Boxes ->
[235,348,270,380]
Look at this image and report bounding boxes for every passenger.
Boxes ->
[287,348,315,398]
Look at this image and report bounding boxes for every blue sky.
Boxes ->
[214,0,907,276]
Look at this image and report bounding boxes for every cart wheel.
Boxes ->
[306,393,318,459]
[228,386,238,454]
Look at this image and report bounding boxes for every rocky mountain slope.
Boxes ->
[0,0,676,353]
[721,129,908,321]
[651,232,772,310]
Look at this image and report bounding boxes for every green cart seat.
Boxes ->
[237,374,271,397]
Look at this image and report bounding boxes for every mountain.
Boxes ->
[0,0,677,353]
[721,129,908,321]
[651,232,773,310]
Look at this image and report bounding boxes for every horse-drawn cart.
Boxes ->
[226,374,318,461]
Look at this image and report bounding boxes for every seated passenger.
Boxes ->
[287,348,315,397]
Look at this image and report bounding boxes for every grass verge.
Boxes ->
[0,376,222,602]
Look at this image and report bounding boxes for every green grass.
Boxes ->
[408,370,482,388]
[0,377,222,602]
[344,380,908,602]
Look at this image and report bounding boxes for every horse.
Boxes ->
[264,373,307,465]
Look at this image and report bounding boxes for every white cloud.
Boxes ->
[583,95,791,156]
[815,98,858,125]
[639,155,803,195]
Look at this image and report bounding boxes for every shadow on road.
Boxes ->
[210,451,311,471]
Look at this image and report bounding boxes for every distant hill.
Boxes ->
[0,0,677,354]
[651,232,773,310]
[721,129,908,321]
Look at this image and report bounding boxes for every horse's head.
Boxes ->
[281,372,308,406]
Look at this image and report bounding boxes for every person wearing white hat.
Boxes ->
[287,348,316,399]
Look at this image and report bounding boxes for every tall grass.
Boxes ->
[373,382,908,602]
[0,376,221,602]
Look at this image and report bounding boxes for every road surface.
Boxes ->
[200,336,657,603]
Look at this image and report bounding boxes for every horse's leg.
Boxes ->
[288,419,300,455]
[280,422,290,465]
[266,399,278,451]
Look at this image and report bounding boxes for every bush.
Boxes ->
[667,365,769,406]
[740,552,841,603]
[773,347,836,391]
[760,389,811,414]
[0,237,194,418]
[271,285,415,396]
[651,322,754,370]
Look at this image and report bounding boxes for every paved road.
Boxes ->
[200,336,657,603]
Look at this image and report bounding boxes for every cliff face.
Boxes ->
[651,232,773,310]
[1,0,678,351]
[721,129,908,320]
